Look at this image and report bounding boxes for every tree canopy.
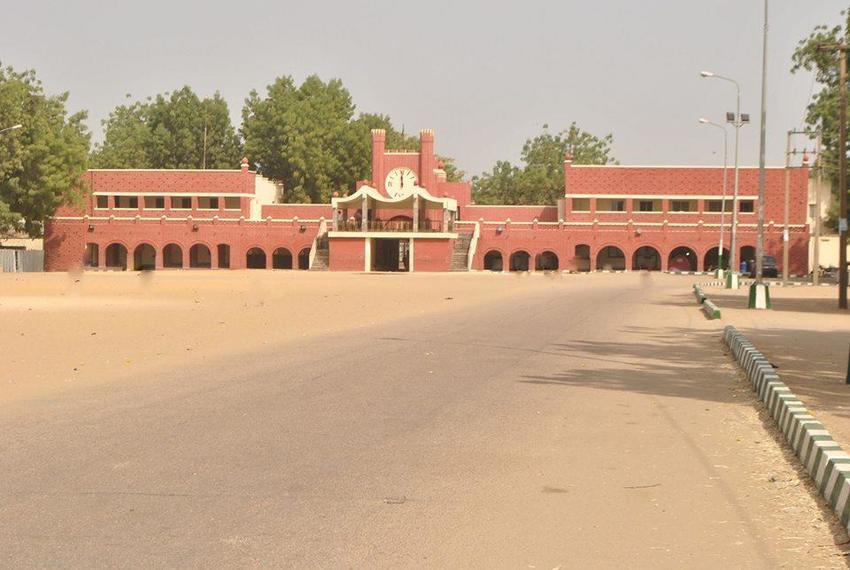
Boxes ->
[241,76,461,203]
[791,5,850,228]
[472,123,615,205]
[0,64,90,237]
[92,86,242,169]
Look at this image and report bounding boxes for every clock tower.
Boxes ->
[368,127,471,207]
[370,128,439,196]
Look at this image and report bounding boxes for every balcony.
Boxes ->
[335,219,445,233]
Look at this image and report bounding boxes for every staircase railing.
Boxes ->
[309,218,328,269]
[466,221,480,270]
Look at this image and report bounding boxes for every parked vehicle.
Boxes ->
[747,256,778,278]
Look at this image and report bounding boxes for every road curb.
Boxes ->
[723,325,850,532]
[692,284,721,319]
[698,279,835,288]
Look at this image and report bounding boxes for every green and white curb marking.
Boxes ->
[692,284,707,304]
[724,325,850,532]
[692,284,721,319]
[701,300,721,319]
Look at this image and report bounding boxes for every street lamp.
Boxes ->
[750,0,771,309]
[0,124,22,135]
[700,71,749,288]
[699,118,730,279]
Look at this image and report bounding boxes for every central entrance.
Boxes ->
[373,238,410,272]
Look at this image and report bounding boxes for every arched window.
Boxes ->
[483,250,503,272]
[596,246,625,271]
[574,244,591,272]
[247,247,267,269]
[163,244,183,268]
[189,244,211,268]
[509,251,531,272]
[217,244,230,269]
[535,251,559,271]
[632,246,661,271]
[84,243,99,268]
[272,248,293,269]
[298,248,311,270]
[105,243,127,270]
[704,247,729,272]
[740,246,756,274]
[133,244,156,271]
[668,246,697,272]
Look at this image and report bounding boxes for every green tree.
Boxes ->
[0,64,90,237]
[242,76,465,202]
[473,123,615,205]
[791,5,850,229]
[437,155,465,183]
[92,87,242,169]
[242,76,359,203]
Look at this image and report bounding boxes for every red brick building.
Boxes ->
[44,129,810,274]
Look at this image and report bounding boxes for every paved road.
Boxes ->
[1,275,845,568]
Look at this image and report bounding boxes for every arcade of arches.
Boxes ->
[85,243,308,271]
[478,243,757,273]
[87,241,759,273]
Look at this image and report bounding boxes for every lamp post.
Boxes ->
[699,118,730,278]
[749,0,771,309]
[701,71,749,288]
[0,124,22,135]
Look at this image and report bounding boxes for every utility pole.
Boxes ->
[814,131,823,286]
[783,131,791,284]
[782,130,818,284]
[750,0,770,309]
[841,48,848,309]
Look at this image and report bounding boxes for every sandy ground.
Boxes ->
[0,270,568,405]
[2,271,850,566]
[707,283,850,451]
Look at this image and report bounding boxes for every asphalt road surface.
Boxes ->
[2,274,846,568]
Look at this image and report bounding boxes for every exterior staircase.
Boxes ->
[450,232,473,271]
[311,234,329,271]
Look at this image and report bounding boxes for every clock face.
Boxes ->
[385,168,417,198]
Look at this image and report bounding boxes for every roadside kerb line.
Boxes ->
[723,325,850,531]
[693,285,721,319]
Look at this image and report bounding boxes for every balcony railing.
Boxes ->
[335,219,445,232]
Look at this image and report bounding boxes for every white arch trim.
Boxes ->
[331,185,457,212]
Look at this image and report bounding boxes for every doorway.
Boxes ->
[373,238,410,272]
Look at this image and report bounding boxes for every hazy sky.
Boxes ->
[1,1,845,176]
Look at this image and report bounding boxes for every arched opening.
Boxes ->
[509,251,531,272]
[740,245,756,274]
[105,243,127,270]
[704,247,729,272]
[483,250,503,272]
[574,244,591,272]
[535,251,559,271]
[384,215,414,232]
[272,247,292,269]
[632,246,661,271]
[84,243,99,268]
[298,248,311,270]
[217,244,230,269]
[189,244,211,268]
[133,243,156,271]
[163,244,183,268]
[668,246,697,272]
[596,246,625,271]
[247,247,267,269]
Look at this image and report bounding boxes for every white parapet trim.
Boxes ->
[327,231,457,240]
